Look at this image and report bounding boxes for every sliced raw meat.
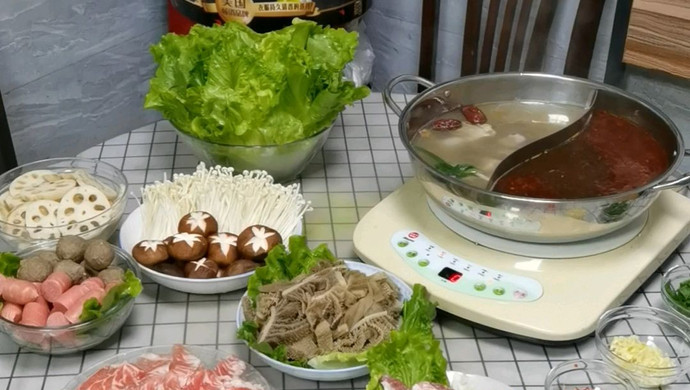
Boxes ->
[2,279,39,305]
[135,353,171,373]
[41,271,73,303]
[77,366,116,390]
[381,376,409,390]
[162,345,202,389]
[213,355,247,379]
[110,362,145,389]
[75,346,265,390]
[217,378,266,390]
[410,382,453,390]
[0,274,5,296]
[1,302,22,322]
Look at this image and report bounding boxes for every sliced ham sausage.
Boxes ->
[0,302,22,322]
[20,301,49,327]
[2,279,39,305]
[52,284,90,313]
[46,312,70,327]
[81,277,105,292]
[65,287,105,324]
[41,272,72,303]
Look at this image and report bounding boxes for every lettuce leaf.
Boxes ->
[79,270,143,322]
[0,252,20,277]
[144,19,369,146]
[307,351,368,369]
[246,235,336,303]
[365,284,448,390]
[236,320,306,367]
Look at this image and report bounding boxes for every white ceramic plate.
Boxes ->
[119,206,303,295]
[236,260,413,382]
[446,371,512,390]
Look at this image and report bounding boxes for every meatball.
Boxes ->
[17,258,53,282]
[54,260,86,283]
[83,239,114,271]
[56,235,87,262]
[98,267,125,285]
[33,250,60,267]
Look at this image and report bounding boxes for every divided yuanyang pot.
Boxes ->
[384,73,690,243]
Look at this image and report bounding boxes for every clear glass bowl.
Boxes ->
[0,242,140,354]
[175,123,333,183]
[661,264,690,321]
[545,359,639,390]
[62,345,273,390]
[595,305,690,388]
[0,158,128,250]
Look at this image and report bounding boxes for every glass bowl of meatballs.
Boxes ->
[0,235,142,354]
[128,211,288,295]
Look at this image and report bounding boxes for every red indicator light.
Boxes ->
[449,273,461,283]
[480,210,492,217]
[409,232,419,239]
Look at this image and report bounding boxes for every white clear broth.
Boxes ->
[411,101,586,189]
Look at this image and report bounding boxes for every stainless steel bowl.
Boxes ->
[384,73,690,243]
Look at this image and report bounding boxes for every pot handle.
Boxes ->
[383,75,435,116]
[652,149,690,191]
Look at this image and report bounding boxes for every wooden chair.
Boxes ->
[419,0,633,83]
[0,90,18,174]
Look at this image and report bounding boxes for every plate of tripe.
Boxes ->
[119,163,308,294]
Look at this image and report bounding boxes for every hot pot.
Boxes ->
[384,73,690,243]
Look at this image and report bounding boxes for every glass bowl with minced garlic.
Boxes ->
[595,305,690,388]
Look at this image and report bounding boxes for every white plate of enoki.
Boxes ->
[119,163,309,294]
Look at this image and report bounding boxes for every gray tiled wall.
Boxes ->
[2,0,690,168]
[1,1,166,164]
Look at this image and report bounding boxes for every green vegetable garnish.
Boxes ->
[144,19,370,146]
[601,201,630,222]
[307,351,368,370]
[0,252,20,277]
[236,320,299,366]
[246,235,336,304]
[665,279,690,315]
[79,270,143,322]
[365,284,448,390]
[415,147,477,180]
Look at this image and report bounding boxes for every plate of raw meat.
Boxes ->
[62,344,272,390]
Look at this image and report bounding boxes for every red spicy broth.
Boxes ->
[492,110,670,199]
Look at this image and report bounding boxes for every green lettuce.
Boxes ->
[0,252,20,277]
[365,284,448,390]
[144,19,370,146]
[236,319,301,367]
[307,351,368,369]
[246,235,336,303]
[79,270,143,322]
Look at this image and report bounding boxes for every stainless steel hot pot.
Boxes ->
[384,73,690,243]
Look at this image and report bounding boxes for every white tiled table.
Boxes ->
[2,93,689,390]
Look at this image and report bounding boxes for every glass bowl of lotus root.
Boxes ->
[0,158,128,250]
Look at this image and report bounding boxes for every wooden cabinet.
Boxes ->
[623,0,690,79]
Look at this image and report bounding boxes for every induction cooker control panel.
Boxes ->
[391,230,543,302]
